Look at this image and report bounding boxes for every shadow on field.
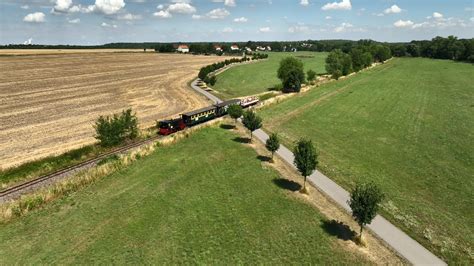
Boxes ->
[257,155,272,162]
[321,219,356,241]
[272,178,301,192]
[233,137,250,144]
[220,124,235,130]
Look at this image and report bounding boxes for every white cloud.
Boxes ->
[118,13,142,20]
[192,14,202,19]
[393,19,414,28]
[433,12,443,19]
[288,25,309,33]
[101,22,117,28]
[384,5,402,14]
[212,0,237,7]
[206,8,230,19]
[300,0,309,6]
[154,10,172,18]
[321,0,351,11]
[325,16,331,19]
[233,16,248,23]
[334,22,353,32]
[23,12,45,23]
[20,5,29,10]
[157,4,164,9]
[222,27,233,33]
[68,18,80,23]
[23,38,32,45]
[94,0,125,15]
[259,27,271,32]
[167,2,196,14]
[53,0,72,13]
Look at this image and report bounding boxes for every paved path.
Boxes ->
[190,79,223,104]
[253,130,445,265]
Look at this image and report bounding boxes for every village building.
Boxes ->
[177,44,189,53]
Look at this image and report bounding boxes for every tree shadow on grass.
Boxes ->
[321,219,356,241]
[257,155,272,162]
[220,124,235,130]
[272,178,302,192]
[233,137,250,144]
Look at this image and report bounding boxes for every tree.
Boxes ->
[293,139,318,192]
[209,75,217,86]
[374,45,392,62]
[350,48,365,72]
[277,57,305,93]
[265,133,280,161]
[406,43,420,57]
[325,49,345,79]
[94,109,139,147]
[227,104,243,125]
[306,69,317,82]
[242,110,262,141]
[348,182,384,241]
[341,52,353,75]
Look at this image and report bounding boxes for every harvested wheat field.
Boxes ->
[0,52,226,169]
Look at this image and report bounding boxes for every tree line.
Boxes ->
[388,36,474,62]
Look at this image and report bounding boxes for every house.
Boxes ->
[230,44,240,51]
[214,45,223,52]
[266,46,272,51]
[177,44,189,53]
[256,46,266,51]
[245,47,253,53]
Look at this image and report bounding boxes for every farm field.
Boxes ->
[0,127,398,264]
[0,49,152,56]
[259,57,474,263]
[212,52,327,99]
[0,52,225,169]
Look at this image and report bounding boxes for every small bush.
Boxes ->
[306,69,317,82]
[94,109,139,147]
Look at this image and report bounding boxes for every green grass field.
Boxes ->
[213,52,327,99]
[0,127,369,264]
[259,57,474,263]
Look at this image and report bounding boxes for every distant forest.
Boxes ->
[1,36,472,62]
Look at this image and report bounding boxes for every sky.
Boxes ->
[0,0,473,45]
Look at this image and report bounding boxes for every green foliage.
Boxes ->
[227,104,243,122]
[373,45,392,62]
[306,69,317,82]
[277,57,305,93]
[325,49,345,79]
[94,109,139,147]
[265,133,280,159]
[209,75,217,86]
[293,139,318,189]
[348,182,384,235]
[242,110,262,140]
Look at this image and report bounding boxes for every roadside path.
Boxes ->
[191,76,446,265]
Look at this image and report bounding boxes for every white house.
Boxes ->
[214,45,223,52]
[177,44,189,53]
[230,44,240,51]
[266,46,272,51]
[256,46,266,51]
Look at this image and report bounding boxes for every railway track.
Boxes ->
[0,135,163,202]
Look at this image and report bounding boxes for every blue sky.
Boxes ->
[0,0,473,45]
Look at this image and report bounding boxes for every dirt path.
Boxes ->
[0,53,226,169]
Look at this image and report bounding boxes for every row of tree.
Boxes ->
[389,36,474,62]
[326,44,392,80]
[229,106,385,241]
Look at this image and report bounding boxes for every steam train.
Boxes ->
[158,97,259,135]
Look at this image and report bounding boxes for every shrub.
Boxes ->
[209,75,217,86]
[94,109,139,147]
[306,69,317,82]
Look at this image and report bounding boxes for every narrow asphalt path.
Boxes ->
[191,76,446,265]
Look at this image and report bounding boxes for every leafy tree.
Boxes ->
[348,182,384,239]
[277,57,305,93]
[227,104,243,125]
[209,75,217,86]
[361,52,374,68]
[242,110,262,141]
[293,139,318,192]
[341,52,353,75]
[391,44,407,57]
[406,43,420,57]
[325,49,345,79]
[374,45,392,62]
[94,109,139,147]
[350,48,365,72]
[265,133,280,161]
[306,69,317,82]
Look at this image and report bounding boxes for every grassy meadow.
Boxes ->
[259,57,474,263]
[212,52,327,99]
[0,127,370,264]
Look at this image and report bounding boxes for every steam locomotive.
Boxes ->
[158,97,259,135]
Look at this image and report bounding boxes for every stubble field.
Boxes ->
[0,52,225,169]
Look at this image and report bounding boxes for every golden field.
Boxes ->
[0,52,225,169]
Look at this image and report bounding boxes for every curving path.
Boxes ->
[191,77,446,265]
